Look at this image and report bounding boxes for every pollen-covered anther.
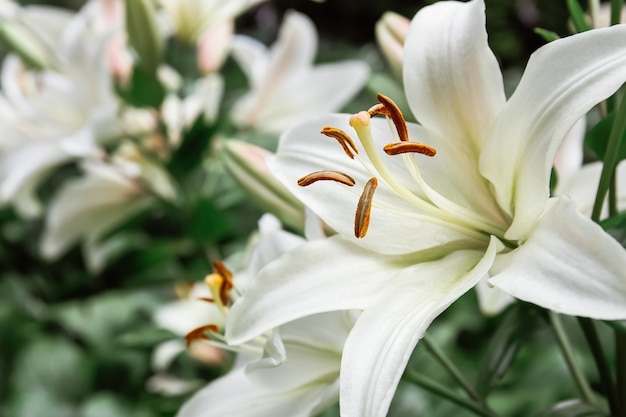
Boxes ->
[321,126,359,159]
[205,261,234,307]
[355,177,378,238]
[185,324,219,347]
[298,170,356,187]
[384,141,437,157]
[376,93,409,142]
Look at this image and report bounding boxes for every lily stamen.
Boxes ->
[374,93,409,142]
[205,261,234,309]
[185,323,219,347]
[355,177,378,238]
[384,141,437,157]
[298,170,356,187]
[321,126,359,159]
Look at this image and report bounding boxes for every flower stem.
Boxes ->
[403,370,500,417]
[591,94,626,223]
[577,317,618,414]
[616,332,626,416]
[549,311,595,404]
[611,0,624,25]
[422,334,481,402]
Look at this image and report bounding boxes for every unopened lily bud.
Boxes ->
[375,12,410,80]
[0,19,54,69]
[197,20,233,74]
[219,140,305,232]
[125,0,163,74]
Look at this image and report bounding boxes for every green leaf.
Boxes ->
[584,112,626,161]
[605,319,626,333]
[167,118,217,179]
[534,28,560,42]
[188,198,233,244]
[566,0,590,33]
[117,67,166,108]
[475,304,537,397]
[538,399,608,417]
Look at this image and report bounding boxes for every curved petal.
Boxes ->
[480,24,626,239]
[269,115,481,255]
[176,367,330,417]
[554,117,586,186]
[231,35,269,89]
[226,235,414,345]
[402,0,506,217]
[489,197,626,320]
[340,241,497,417]
[475,279,515,316]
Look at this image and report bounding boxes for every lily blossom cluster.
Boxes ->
[220,0,626,416]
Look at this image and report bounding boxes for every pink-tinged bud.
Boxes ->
[375,12,410,80]
[197,20,233,74]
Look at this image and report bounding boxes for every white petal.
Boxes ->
[554,117,586,186]
[231,35,269,89]
[475,279,515,316]
[226,235,414,345]
[269,115,480,255]
[490,197,626,320]
[176,367,330,417]
[402,0,506,217]
[480,24,626,239]
[340,241,497,417]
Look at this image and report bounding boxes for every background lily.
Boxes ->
[0,0,121,217]
[230,10,369,134]
[226,1,626,416]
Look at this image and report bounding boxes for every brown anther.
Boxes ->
[376,93,409,142]
[321,127,359,159]
[185,324,219,347]
[368,103,391,117]
[197,297,215,303]
[383,141,437,157]
[355,177,378,238]
[205,261,234,306]
[298,170,356,187]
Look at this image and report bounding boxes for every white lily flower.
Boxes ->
[41,147,175,272]
[159,0,264,44]
[230,11,370,134]
[0,0,122,217]
[226,1,626,416]
[172,214,350,417]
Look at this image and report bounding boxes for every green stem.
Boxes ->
[403,370,500,417]
[591,95,626,223]
[549,311,596,404]
[577,317,619,414]
[609,173,619,217]
[617,332,626,416]
[611,0,624,25]
[423,334,481,402]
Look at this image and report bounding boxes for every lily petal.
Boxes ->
[226,235,414,344]
[480,24,626,239]
[489,197,626,320]
[403,0,505,216]
[340,240,497,417]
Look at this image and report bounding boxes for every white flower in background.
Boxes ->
[230,11,370,134]
[41,147,176,272]
[0,0,123,217]
[226,1,626,416]
[159,0,264,44]
[158,214,350,416]
[196,20,233,74]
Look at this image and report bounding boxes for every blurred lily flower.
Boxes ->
[173,214,350,417]
[227,1,626,416]
[0,0,122,217]
[219,140,305,232]
[375,11,410,79]
[230,11,370,134]
[41,161,150,272]
[197,20,234,74]
[159,0,264,44]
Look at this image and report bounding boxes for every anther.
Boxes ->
[298,170,356,187]
[376,93,409,142]
[185,324,219,347]
[384,141,437,157]
[321,127,359,159]
[205,261,234,307]
[355,177,378,238]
